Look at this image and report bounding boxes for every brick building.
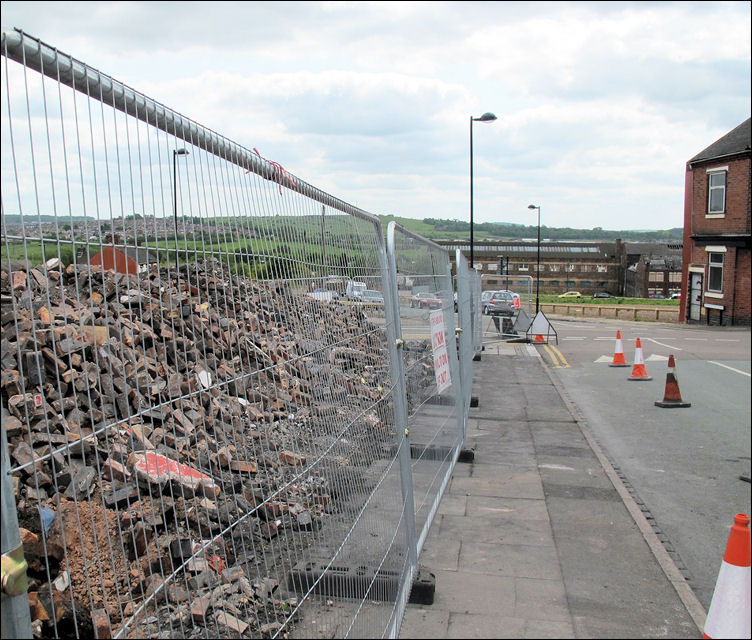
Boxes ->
[681,118,751,325]
[440,240,626,295]
[623,243,684,298]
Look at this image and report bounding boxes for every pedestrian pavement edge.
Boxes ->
[537,351,708,635]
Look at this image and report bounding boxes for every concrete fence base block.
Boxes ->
[287,562,435,605]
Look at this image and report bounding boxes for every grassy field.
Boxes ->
[537,293,679,306]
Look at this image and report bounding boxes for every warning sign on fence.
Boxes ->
[429,309,452,394]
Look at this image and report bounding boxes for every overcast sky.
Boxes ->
[1,1,750,230]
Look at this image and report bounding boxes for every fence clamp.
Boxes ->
[395,338,404,349]
[455,327,463,334]
[1,543,28,598]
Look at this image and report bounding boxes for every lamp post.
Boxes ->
[173,148,189,274]
[469,112,497,268]
[528,204,541,314]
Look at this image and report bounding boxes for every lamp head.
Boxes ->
[174,148,189,156]
[528,204,539,210]
[473,112,497,122]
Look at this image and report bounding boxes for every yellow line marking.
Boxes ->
[545,344,570,368]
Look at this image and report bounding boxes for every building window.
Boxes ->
[549,280,560,287]
[650,272,665,282]
[566,280,576,287]
[487,263,497,271]
[596,265,608,273]
[580,264,591,272]
[708,252,724,292]
[548,264,559,272]
[580,280,592,287]
[707,171,726,214]
[596,281,608,288]
[669,272,682,283]
[518,263,529,271]
[566,264,576,272]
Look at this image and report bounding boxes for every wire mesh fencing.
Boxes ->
[386,223,464,557]
[0,29,474,639]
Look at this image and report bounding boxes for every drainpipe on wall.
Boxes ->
[680,162,694,323]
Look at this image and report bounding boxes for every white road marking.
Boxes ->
[716,339,740,342]
[646,354,669,361]
[538,464,576,471]
[685,338,707,341]
[594,355,613,363]
[709,361,751,377]
[644,337,683,350]
[562,337,586,340]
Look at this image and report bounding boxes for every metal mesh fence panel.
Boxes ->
[386,223,463,557]
[1,29,416,639]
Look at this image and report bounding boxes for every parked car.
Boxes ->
[649,293,667,299]
[360,289,384,304]
[486,290,516,316]
[410,291,442,309]
[307,288,339,302]
[670,292,681,300]
[593,292,615,298]
[558,291,582,298]
[481,290,495,314]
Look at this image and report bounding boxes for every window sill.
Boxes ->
[704,291,724,299]
[705,213,725,219]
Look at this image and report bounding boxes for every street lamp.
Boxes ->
[528,204,541,314]
[173,148,189,273]
[470,112,497,268]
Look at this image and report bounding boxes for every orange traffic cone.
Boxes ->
[703,513,751,639]
[655,355,691,408]
[609,330,629,367]
[628,337,652,381]
[534,333,546,343]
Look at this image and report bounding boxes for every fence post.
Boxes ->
[1,410,32,639]
[383,224,419,578]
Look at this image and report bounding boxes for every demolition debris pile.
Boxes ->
[0,257,434,638]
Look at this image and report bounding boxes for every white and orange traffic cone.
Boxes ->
[703,513,751,639]
[534,333,546,344]
[628,337,652,381]
[609,330,629,367]
[655,355,691,408]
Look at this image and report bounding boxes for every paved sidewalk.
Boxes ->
[399,343,705,639]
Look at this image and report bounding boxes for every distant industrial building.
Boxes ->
[441,239,683,297]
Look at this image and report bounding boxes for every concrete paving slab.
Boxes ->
[399,351,703,639]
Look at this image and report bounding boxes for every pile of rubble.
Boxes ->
[0,257,431,638]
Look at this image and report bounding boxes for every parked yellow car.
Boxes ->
[558,291,582,298]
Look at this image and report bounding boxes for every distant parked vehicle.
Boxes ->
[593,292,615,298]
[558,291,582,298]
[481,291,494,314]
[360,289,384,304]
[670,292,681,300]
[649,293,667,299]
[410,291,442,309]
[345,280,367,300]
[486,291,516,316]
[307,288,339,302]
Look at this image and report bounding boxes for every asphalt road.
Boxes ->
[533,315,751,610]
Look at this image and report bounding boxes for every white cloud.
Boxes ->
[1,0,750,230]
